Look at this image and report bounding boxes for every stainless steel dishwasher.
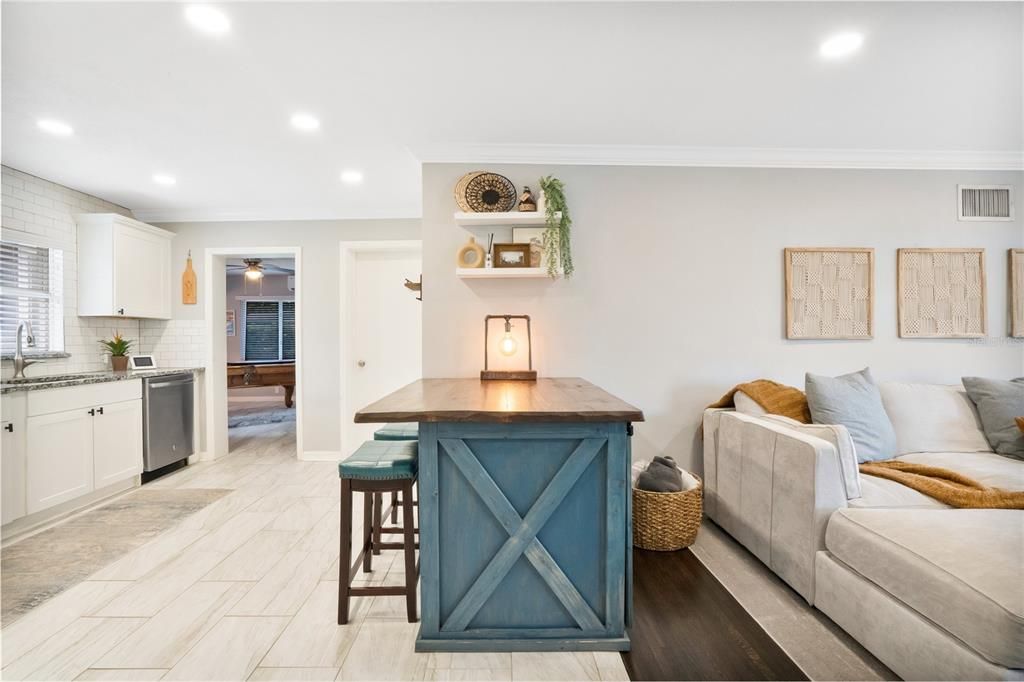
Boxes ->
[143,372,195,472]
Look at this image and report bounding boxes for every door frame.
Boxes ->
[338,240,422,456]
[203,246,303,461]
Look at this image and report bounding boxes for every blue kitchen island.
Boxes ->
[354,378,643,653]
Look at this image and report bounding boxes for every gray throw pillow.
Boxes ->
[961,377,1024,460]
[805,368,897,462]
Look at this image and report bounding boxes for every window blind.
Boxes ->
[0,241,63,354]
[242,299,295,361]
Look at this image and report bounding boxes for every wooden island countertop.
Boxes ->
[354,377,644,424]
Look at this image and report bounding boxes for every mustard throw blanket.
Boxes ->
[709,379,811,423]
[859,460,1024,510]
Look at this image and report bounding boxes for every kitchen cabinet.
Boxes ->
[1,393,27,525]
[76,213,173,319]
[26,408,94,513]
[12,380,144,521]
[93,398,143,487]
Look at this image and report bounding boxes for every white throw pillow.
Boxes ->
[762,414,862,500]
[734,391,767,416]
[878,382,993,455]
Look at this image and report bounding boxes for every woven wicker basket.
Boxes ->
[632,475,703,551]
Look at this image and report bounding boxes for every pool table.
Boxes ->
[227,361,295,407]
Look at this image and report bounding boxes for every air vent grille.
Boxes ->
[958,185,1013,221]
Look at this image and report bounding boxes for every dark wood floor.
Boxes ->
[623,548,808,681]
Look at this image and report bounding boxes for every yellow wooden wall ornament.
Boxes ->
[182,250,197,304]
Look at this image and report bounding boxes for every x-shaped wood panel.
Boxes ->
[439,438,606,634]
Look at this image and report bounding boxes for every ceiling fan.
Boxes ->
[225,258,294,280]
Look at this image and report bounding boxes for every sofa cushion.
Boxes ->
[762,414,861,499]
[806,368,897,462]
[878,382,992,455]
[826,508,1024,668]
[897,451,1024,492]
[734,391,768,416]
[962,377,1024,460]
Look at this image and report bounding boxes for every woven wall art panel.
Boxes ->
[785,248,873,339]
[1011,249,1024,338]
[898,248,986,338]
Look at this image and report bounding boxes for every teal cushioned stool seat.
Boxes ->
[373,423,419,441]
[338,441,418,480]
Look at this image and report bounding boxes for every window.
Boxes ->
[0,240,64,354]
[241,299,295,361]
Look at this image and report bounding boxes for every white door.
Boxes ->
[114,224,170,318]
[26,408,94,513]
[93,399,143,487]
[347,248,422,447]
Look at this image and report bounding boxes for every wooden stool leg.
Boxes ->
[390,491,399,524]
[362,491,373,573]
[402,480,418,623]
[372,493,383,556]
[337,479,353,625]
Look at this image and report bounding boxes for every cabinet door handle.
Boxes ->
[118,308,125,315]
[96,406,104,415]
[3,423,12,433]
[88,408,96,416]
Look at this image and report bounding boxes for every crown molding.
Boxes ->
[410,144,1024,171]
[132,207,422,224]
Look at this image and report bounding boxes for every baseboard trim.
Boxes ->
[301,450,342,462]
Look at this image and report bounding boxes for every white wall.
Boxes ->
[0,166,189,375]
[422,164,1024,472]
[155,218,420,456]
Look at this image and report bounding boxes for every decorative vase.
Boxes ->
[111,356,129,372]
[456,236,486,269]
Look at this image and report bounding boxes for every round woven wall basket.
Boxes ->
[632,475,703,551]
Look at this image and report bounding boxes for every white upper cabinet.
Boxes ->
[76,214,173,319]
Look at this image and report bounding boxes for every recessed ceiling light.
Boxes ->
[340,170,364,185]
[37,119,74,136]
[820,32,864,59]
[290,113,320,132]
[185,5,230,35]
[153,174,177,186]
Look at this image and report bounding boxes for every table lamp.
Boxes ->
[481,314,536,381]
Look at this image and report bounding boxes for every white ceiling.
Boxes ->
[3,2,1021,222]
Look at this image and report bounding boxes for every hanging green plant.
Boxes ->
[539,175,573,279]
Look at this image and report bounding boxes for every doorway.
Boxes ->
[203,246,303,461]
[339,241,422,453]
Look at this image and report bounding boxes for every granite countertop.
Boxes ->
[1,367,205,394]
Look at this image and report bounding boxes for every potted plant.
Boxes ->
[100,332,134,372]
[538,175,574,279]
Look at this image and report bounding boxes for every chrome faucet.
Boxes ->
[13,321,39,379]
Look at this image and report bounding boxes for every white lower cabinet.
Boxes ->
[2,393,28,525]
[26,408,95,514]
[93,399,143,487]
[3,379,145,524]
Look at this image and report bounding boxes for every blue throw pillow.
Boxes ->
[805,368,897,462]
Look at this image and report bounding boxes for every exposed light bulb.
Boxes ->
[499,319,517,357]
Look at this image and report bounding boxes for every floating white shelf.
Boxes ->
[454,211,558,228]
[456,267,556,279]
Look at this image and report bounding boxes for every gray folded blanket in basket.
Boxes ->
[636,456,684,493]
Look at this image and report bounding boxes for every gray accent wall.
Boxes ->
[421,164,1024,472]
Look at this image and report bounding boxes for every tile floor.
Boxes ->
[0,422,630,681]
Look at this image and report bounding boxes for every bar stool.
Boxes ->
[372,423,419,544]
[337,440,419,625]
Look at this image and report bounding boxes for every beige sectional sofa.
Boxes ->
[702,382,1023,681]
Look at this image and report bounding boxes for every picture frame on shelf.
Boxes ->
[493,243,531,268]
[513,227,546,269]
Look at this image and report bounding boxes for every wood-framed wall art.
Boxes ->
[784,247,874,340]
[1011,249,1024,338]
[897,248,986,338]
